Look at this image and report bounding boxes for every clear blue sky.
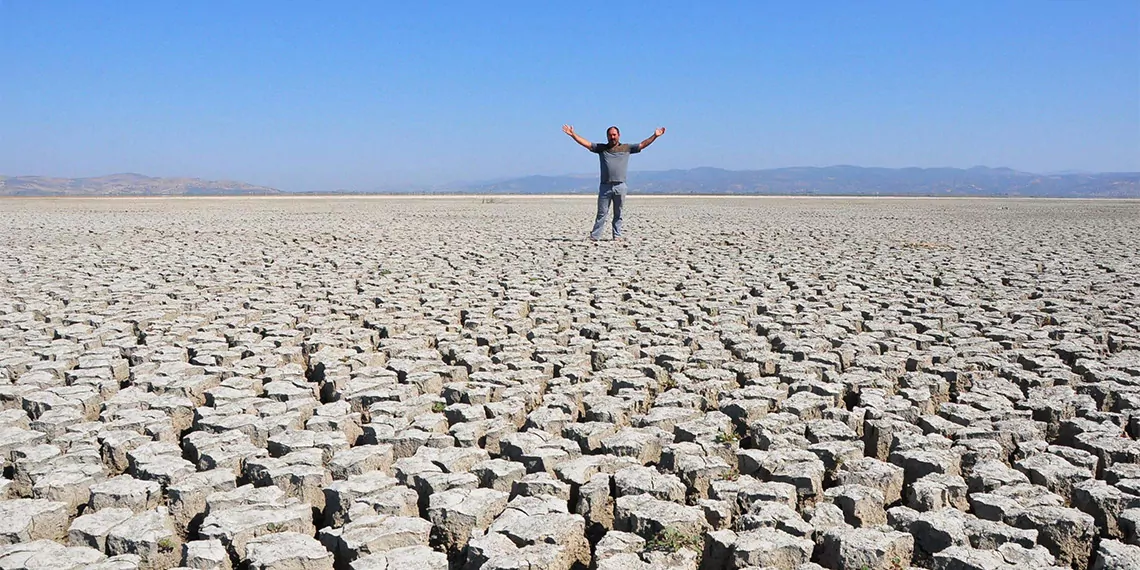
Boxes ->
[1,1,1136,191]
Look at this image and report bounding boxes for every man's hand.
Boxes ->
[640,126,666,150]
[564,124,592,150]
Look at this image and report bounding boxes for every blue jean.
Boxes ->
[590,182,627,239]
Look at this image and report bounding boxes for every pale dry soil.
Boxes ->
[0,196,1138,570]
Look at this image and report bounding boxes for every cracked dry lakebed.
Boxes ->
[0,196,1138,570]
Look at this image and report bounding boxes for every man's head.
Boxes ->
[606,126,620,145]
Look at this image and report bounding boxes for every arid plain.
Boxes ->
[1,196,1139,570]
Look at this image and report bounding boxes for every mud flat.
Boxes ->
[0,196,1139,570]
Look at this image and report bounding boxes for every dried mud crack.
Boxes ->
[0,196,1139,570]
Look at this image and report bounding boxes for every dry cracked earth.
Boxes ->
[1,196,1139,570]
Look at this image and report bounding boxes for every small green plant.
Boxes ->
[658,376,677,391]
[157,536,176,552]
[432,401,446,413]
[721,466,740,481]
[266,522,285,533]
[714,430,740,444]
[645,527,703,553]
[900,241,946,250]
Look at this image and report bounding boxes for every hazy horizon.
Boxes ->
[3,163,1136,191]
[2,1,1136,192]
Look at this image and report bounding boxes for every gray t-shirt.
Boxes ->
[591,142,641,183]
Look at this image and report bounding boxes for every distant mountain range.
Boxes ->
[460,166,1140,198]
[0,173,280,196]
[2,167,1137,197]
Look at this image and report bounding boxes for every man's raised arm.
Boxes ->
[562,124,594,150]
[638,127,666,150]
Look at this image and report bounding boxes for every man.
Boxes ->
[563,124,666,241]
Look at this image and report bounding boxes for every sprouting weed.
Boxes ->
[714,430,740,444]
[645,527,702,553]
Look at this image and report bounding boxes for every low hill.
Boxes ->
[463,166,1140,198]
[0,173,281,196]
